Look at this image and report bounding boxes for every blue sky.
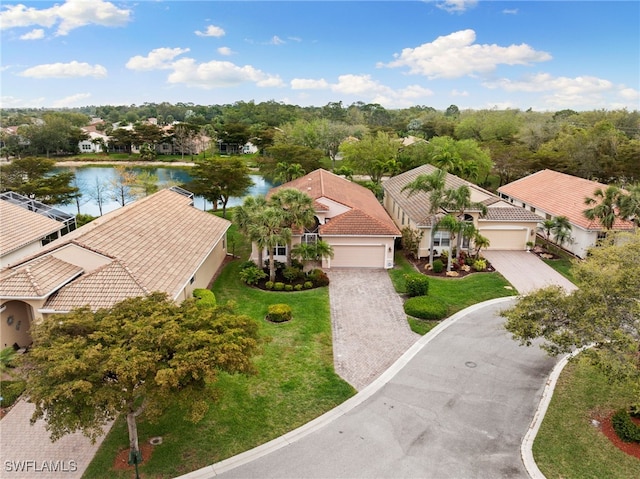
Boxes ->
[1,0,638,111]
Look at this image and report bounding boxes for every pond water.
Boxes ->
[53,165,274,217]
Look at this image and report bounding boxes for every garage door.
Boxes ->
[480,228,527,250]
[330,245,385,268]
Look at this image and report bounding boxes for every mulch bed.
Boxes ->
[593,411,640,460]
[113,442,154,471]
[405,254,495,278]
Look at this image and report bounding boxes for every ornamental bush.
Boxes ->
[239,263,267,285]
[404,296,448,320]
[294,284,303,291]
[304,281,313,289]
[432,259,444,274]
[307,268,330,287]
[274,282,285,291]
[405,274,429,297]
[265,281,274,290]
[266,304,292,323]
[0,380,25,407]
[284,284,294,291]
[612,409,640,443]
[283,266,303,283]
[193,288,216,308]
[473,258,487,272]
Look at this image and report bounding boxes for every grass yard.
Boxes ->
[534,355,640,478]
[389,252,516,334]
[84,253,353,478]
[542,256,576,282]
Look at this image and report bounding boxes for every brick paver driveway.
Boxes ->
[327,269,420,391]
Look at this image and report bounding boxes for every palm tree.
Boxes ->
[248,206,291,282]
[234,196,268,267]
[539,219,556,247]
[401,168,448,267]
[443,184,488,257]
[291,240,334,272]
[618,183,640,229]
[551,215,572,249]
[584,185,622,232]
[274,162,306,183]
[436,214,460,272]
[472,232,490,259]
[270,188,316,266]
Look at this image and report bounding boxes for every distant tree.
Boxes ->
[108,128,135,154]
[171,123,200,159]
[260,144,323,181]
[22,292,260,460]
[109,165,140,207]
[445,104,460,118]
[188,157,253,218]
[0,157,79,205]
[274,162,305,183]
[88,177,109,216]
[138,143,157,162]
[619,184,640,228]
[502,232,640,411]
[339,131,400,185]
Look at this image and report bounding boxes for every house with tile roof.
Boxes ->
[263,169,401,269]
[0,192,77,268]
[383,164,542,258]
[497,169,634,258]
[0,187,231,349]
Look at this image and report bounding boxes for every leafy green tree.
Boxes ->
[426,136,492,182]
[584,185,623,231]
[502,232,640,410]
[138,143,157,162]
[0,157,79,204]
[260,144,323,181]
[401,168,448,267]
[274,162,305,183]
[188,157,253,218]
[22,292,260,459]
[339,131,400,185]
[270,188,316,266]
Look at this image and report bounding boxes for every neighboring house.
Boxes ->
[497,169,634,258]
[0,187,231,349]
[0,192,77,268]
[259,169,401,269]
[383,164,541,258]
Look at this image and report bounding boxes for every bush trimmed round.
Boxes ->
[404,296,448,320]
[266,303,292,323]
[404,273,429,297]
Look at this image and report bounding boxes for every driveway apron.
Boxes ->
[482,250,577,295]
[327,269,420,391]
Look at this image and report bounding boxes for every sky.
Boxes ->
[1,0,638,112]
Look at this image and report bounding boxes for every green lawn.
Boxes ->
[542,256,576,282]
[83,256,354,478]
[534,355,640,478]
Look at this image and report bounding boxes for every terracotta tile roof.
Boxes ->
[270,169,400,236]
[43,260,148,312]
[498,169,634,230]
[0,256,83,299]
[384,164,540,226]
[0,200,64,256]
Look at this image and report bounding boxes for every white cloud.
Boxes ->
[436,0,478,14]
[52,92,92,107]
[0,95,46,108]
[20,28,44,40]
[268,36,285,45]
[503,9,519,15]
[0,0,131,36]
[126,48,190,71]
[195,25,225,37]
[291,78,330,89]
[451,89,469,97]
[217,47,234,56]
[167,58,284,89]
[19,61,107,79]
[379,29,552,79]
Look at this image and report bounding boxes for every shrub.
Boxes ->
[284,284,294,291]
[265,281,274,290]
[239,260,257,271]
[405,274,429,297]
[307,268,330,287]
[239,264,267,285]
[432,259,444,274]
[0,380,25,407]
[612,409,640,443]
[283,266,303,283]
[193,288,216,308]
[401,226,423,259]
[294,284,303,291]
[304,281,313,289]
[472,258,487,272]
[266,303,292,323]
[274,282,285,291]
[404,296,448,320]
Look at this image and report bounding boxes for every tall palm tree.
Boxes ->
[436,214,459,272]
[551,215,572,249]
[618,183,640,229]
[234,196,268,267]
[401,168,448,267]
[584,185,622,232]
[270,188,316,266]
[472,232,490,259]
[539,219,556,247]
[248,206,291,282]
[443,184,488,256]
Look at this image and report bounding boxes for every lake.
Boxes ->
[53,165,274,216]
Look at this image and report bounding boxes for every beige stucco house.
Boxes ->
[383,164,542,258]
[498,169,635,258]
[0,188,231,349]
[259,169,401,269]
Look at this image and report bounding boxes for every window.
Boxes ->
[433,230,450,247]
[272,244,286,256]
[402,212,405,225]
[531,207,536,213]
[190,275,195,284]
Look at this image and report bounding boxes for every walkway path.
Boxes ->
[327,269,420,391]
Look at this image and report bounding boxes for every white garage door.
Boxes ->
[480,229,527,250]
[330,245,385,268]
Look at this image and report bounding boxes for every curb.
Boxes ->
[174,296,517,479]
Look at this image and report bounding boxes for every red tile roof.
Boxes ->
[498,169,634,230]
[270,169,400,236]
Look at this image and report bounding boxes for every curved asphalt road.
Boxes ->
[181,298,558,479]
